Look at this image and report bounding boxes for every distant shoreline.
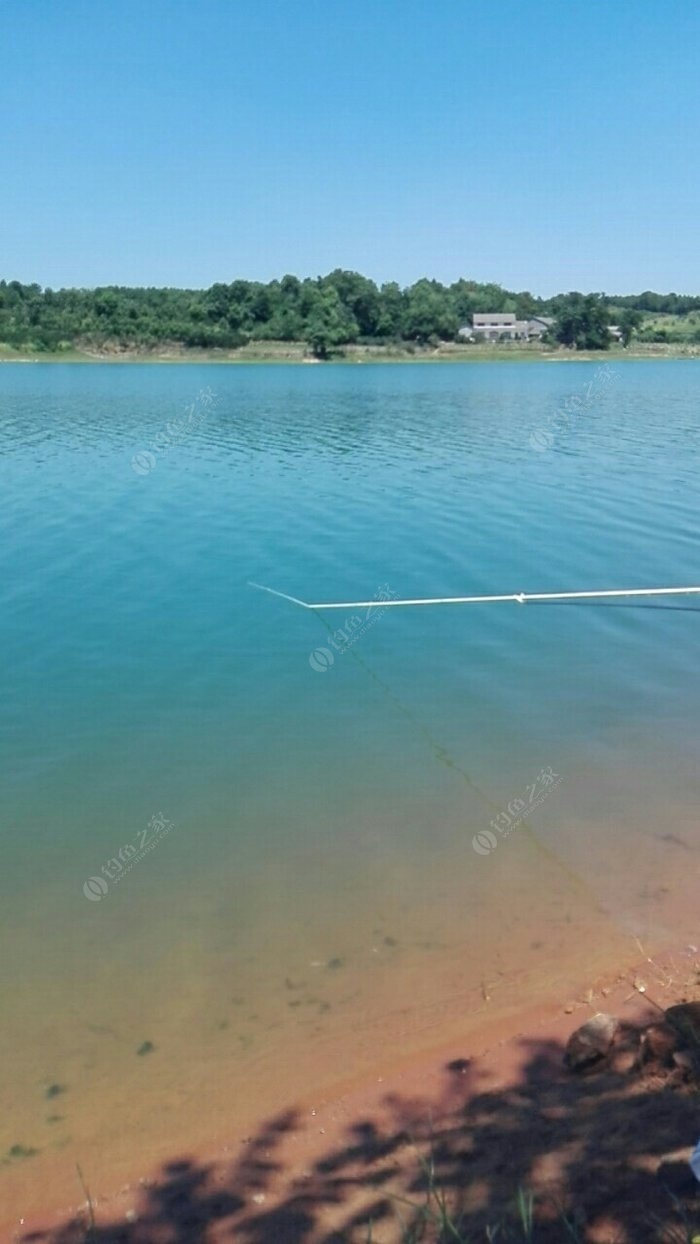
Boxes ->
[1,341,699,365]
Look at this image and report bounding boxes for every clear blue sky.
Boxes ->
[3,0,700,295]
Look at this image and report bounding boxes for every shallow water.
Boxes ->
[1,360,699,1218]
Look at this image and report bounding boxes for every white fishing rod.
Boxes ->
[250,583,700,611]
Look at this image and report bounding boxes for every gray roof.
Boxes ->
[473,312,516,325]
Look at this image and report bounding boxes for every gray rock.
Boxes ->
[641,1022,680,1064]
[564,1012,619,1071]
[666,1002,700,1044]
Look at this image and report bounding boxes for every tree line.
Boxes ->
[0,272,697,356]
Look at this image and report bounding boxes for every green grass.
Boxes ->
[635,312,700,344]
[360,1152,589,1244]
[362,1147,700,1243]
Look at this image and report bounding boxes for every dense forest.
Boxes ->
[2,273,700,356]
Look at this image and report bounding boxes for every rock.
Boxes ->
[609,1046,637,1075]
[672,1050,694,1072]
[642,1023,680,1064]
[666,1002,700,1044]
[564,1013,619,1071]
[657,1158,698,1198]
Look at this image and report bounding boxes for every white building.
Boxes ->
[459,313,555,342]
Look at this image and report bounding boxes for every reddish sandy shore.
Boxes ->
[10,943,700,1244]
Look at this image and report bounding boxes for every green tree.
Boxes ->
[322,270,382,337]
[553,293,610,350]
[305,286,358,358]
[403,279,458,342]
[618,307,642,346]
[375,282,405,338]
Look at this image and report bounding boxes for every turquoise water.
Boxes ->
[2,360,700,1213]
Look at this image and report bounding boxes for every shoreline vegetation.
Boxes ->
[4,273,700,362]
[3,340,700,364]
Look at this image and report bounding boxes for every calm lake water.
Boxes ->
[2,360,700,1217]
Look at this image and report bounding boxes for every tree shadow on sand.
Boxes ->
[21,1015,700,1244]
